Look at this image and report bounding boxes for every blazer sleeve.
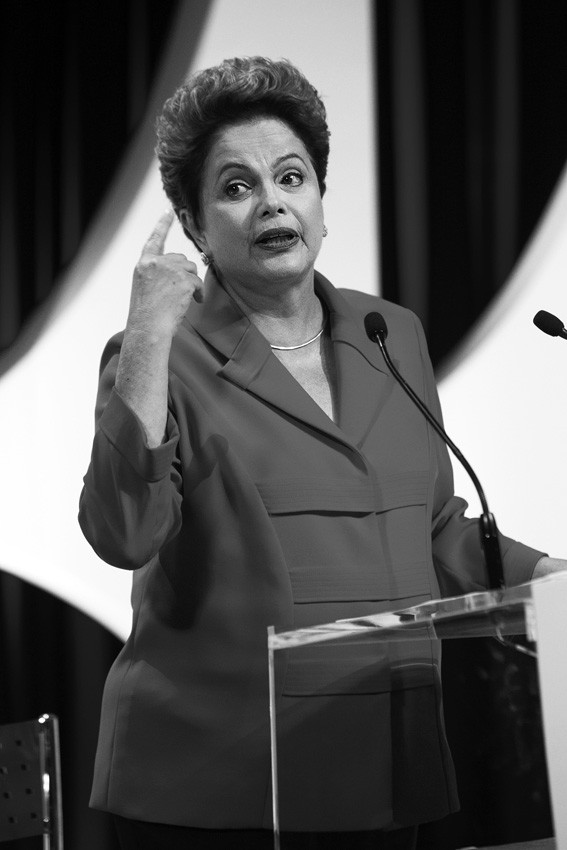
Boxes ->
[410,314,545,595]
[78,335,183,570]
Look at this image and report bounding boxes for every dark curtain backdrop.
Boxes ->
[0,2,197,849]
[1,0,185,360]
[376,1,567,848]
[2,1,567,848]
[377,0,567,370]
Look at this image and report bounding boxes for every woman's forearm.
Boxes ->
[115,325,172,447]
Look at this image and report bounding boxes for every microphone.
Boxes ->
[533,310,567,340]
[364,311,505,590]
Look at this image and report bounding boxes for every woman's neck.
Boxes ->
[218,270,324,349]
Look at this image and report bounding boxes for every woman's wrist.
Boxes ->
[532,556,567,580]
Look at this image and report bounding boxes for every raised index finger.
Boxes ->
[142,209,175,256]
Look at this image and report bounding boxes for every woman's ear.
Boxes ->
[178,208,209,254]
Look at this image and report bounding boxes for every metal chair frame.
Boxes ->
[0,713,63,848]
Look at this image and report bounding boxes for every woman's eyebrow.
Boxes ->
[272,152,308,168]
[216,152,308,181]
[216,160,249,180]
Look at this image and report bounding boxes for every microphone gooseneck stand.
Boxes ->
[364,312,505,591]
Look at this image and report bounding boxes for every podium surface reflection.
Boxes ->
[267,579,561,850]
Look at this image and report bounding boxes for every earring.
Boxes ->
[200,252,212,266]
[322,225,328,238]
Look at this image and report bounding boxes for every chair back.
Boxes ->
[0,714,63,848]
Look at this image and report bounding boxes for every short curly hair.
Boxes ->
[155,56,330,242]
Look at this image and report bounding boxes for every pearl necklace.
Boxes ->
[269,313,328,351]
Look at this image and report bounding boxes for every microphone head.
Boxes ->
[533,310,564,337]
[364,312,388,342]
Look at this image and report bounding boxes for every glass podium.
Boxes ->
[267,577,566,850]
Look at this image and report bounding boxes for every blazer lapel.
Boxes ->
[186,271,353,447]
[186,270,395,451]
[316,274,396,448]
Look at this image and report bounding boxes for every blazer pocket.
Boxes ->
[259,472,432,602]
[256,470,429,515]
[281,630,439,697]
[282,642,391,696]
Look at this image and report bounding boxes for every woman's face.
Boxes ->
[184,117,325,299]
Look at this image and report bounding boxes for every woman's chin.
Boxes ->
[253,247,315,281]
[215,249,317,293]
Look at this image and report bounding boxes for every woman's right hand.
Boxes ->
[115,211,203,446]
[128,209,203,339]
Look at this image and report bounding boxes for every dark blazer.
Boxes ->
[79,271,542,831]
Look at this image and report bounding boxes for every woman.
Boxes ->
[79,57,560,849]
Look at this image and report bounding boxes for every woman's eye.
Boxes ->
[281,170,303,187]
[225,181,249,198]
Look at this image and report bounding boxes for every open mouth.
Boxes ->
[255,228,300,250]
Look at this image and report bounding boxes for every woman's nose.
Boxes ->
[258,182,287,217]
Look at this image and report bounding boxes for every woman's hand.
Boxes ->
[115,211,203,447]
[532,557,567,580]
[128,209,203,339]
